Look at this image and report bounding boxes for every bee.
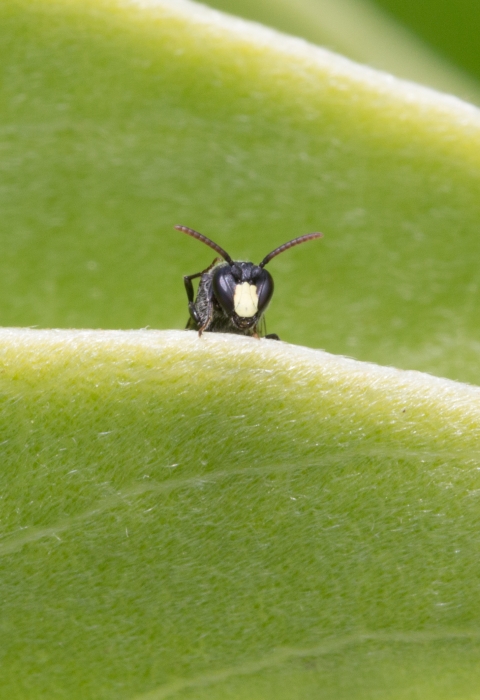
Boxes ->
[176,225,323,339]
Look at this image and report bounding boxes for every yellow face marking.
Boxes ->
[234,282,259,318]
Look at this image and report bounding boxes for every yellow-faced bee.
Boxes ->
[176,225,323,339]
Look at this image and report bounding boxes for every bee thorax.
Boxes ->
[233,282,259,318]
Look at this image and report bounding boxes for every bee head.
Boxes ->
[213,262,274,327]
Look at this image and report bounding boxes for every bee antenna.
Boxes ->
[259,232,323,268]
[175,225,234,264]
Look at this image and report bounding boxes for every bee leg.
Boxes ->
[184,272,213,336]
[184,258,221,335]
[265,333,280,340]
[184,273,201,303]
[185,307,200,330]
[198,294,214,336]
[184,273,203,329]
[187,302,201,328]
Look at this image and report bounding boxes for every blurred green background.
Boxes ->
[373,0,480,81]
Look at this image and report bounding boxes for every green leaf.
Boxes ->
[2,1,480,698]
[1,0,480,382]
[2,328,480,700]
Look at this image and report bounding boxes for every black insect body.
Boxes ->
[177,225,323,339]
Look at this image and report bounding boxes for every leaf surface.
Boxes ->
[1,329,480,699]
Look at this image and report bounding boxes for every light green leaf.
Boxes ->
[2,328,480,700]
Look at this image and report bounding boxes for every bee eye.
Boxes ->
[256,269,274,313]
[212,267,236,315]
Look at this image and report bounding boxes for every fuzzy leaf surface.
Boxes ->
[1,329,480,698]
